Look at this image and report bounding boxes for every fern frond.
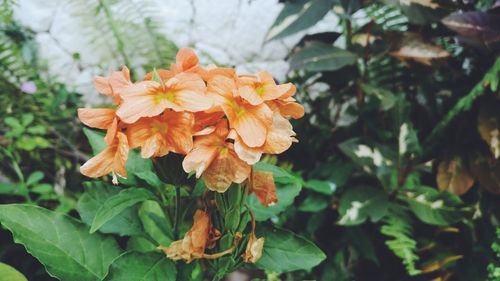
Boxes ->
[67,0,177,74]
[380,206,421,276]
[364,3,408,32]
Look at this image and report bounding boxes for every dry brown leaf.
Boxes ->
[390,33,450,65]
[436,158,474,196]
[478,105,500,159]
[400,0,439,9]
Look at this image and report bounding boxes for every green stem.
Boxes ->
[173,185,181,240]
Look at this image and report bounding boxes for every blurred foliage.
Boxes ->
[268,0,500,280]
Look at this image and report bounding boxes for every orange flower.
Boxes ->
[208,75,273,148]
[192,111,224,136]
[78,108,119,145]
[127,110,195,158]
[80,132,129,184]
[238,71,295,106]
[159,210,211,263]
[171,47,201,74]
[94,66,132,103]
[116,72,212,123]
[182,120,250,192]
[143,48,201,82]
[250,170,278,207]
[232,111,297,165]
[268,97,305,119]
[198,64,236,81]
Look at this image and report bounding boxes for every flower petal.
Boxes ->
[77,108,116,129]
[229,103,272,148]
[263,113,295,154]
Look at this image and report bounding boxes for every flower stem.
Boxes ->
[173,185,181,240]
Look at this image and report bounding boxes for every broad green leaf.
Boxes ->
[266,0,334,41]
[289,42,357,72]
[304,179,336,195]
[402,187,473,225]
[126,236,157,253]
[0,204,121,281]
[248,182,302,221]
[361,83,397,111]
[253,162,302,185]
[104,252,176,281]
[298,194,328,212]
[135,171,163,187]
[338,186,389,225]
[90,188,155,233]
[256,226,326,272]
[138,200,174,245]
[338,138,395,180]
[77,182,143,236]
[0,262,27,281]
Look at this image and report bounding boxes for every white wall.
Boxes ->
[14,0,338,103]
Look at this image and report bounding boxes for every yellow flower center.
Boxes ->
[154,91,175,104]
[220,147,229,156]
[150,120,168,134]
[230,101,246,118]
[255,87,264,95]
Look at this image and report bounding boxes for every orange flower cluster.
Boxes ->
[78,48,303,194]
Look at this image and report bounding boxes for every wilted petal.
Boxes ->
[251,170,277,207]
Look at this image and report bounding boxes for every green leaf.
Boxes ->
[26,171,44,186]
[0,204,121,281]
[266,0,334,41]
[253,162,302,185]
[361,83,397,111]
[83,127,107,153]
[20,113,34,126]
[126,236,157,253]
[289,42,357,72]
[90,188,155,233]
[298,194,328,212]
[248,182,302,221]
[0,262,27,281]
[338,186,389,225]
[31,183,53,194]
[150,68,166,87]
[402,187,473,225]
[135,171,163,187]
[4,117,22,130]
[256,226,326,272]
[77,182,143,236]
[138,200,174,245]
[26,125,47,135]
[304,179,336,195]
[104,252,176,281]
